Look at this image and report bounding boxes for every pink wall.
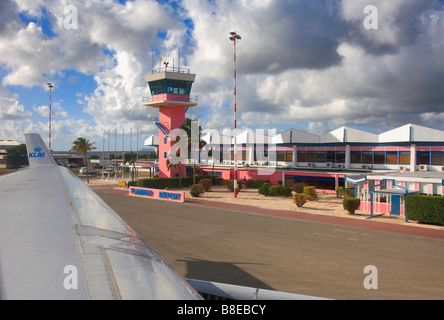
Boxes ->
[158,106,185,178]
[200,168,282,185]
[359,200,406,216]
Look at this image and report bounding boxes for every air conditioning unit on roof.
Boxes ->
[326,162,333,168]
[307,163,314,168]
[419,164,428,171]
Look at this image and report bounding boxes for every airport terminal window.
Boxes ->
[307,152,316,162]
[336,152,345,163]
[204,171,222,177]
[373,151,385,164]
[315,152,325,163]
[297,151,306,162]
[386,151,398,164]
[362,151,373,164]
[296,150,345,163]
[326,151,336,163]
[431,151,444,165]
[285,175,345,190]
[286,152,293,162]
[351,151,362,163]
[399,151,410,165]
[417,151,430,165]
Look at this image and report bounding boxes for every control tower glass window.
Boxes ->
[149,79,193,96]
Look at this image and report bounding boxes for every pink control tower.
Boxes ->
[143,65,197,178]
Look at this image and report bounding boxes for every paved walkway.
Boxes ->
[89,179,444,241]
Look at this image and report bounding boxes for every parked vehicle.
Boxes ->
[79,167,97,175]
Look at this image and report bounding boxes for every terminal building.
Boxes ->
[143,67,444,219]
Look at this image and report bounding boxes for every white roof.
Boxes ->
[273,129,320,144]
[234,129,271,144]
[277,123,444,144]
[144,135,159,146]
[0,140,20,148]
[148,123,444,146]
[379,123,444,143]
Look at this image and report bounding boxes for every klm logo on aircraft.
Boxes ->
[29,147,45,158]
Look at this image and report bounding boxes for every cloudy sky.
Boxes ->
[1,0,444,150]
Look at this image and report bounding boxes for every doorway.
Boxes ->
[391,195,401,216]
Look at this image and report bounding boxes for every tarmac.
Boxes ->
[89,177,444,241]
[90,179,444,300]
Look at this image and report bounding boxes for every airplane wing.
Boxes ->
[0,133,201,300]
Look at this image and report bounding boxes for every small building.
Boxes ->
[347,171,444,219]
[0,140,21,168]
[52,153,84,167]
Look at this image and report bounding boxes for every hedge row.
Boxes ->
[406,195,444,225]
[258,183,292,197]
[137,175,222,189]
[245,179,268,188]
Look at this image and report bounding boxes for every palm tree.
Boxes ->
[70,137,97,183]
[166,155,184,188]
[124,151,138,181]
[180,118,206,184]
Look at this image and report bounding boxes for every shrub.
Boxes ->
[205,175,223,186]
[190,184,205,197]
[269,186,293,197]
[137,175,222,189]
[127,180,137,188]
[292,182,307,194]
[343,197,361,215]
[335,186,343,198]
[343,188,355,198]
[245,179,268,188]
[258,182,271,196]
[138,177,191,189]
[227,180,243,192]
[406,195,444,225]
[303,186,318,201]
[199,178,212,192]
[293,193,307,207]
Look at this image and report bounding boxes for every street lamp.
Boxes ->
[229,31,241,198]
[47,82,54,152]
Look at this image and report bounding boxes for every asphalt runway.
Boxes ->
[93,186,444,300]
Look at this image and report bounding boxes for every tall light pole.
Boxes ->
[229,31,241,198]
[47,82,54,152]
